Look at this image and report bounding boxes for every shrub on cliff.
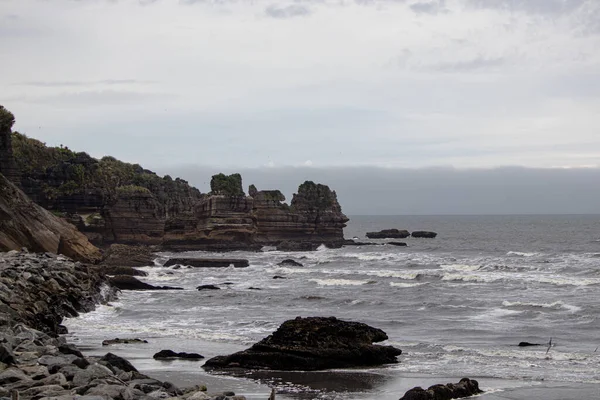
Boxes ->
[291,181,337,211]
[0,105,15,130]
[210,173,244,196]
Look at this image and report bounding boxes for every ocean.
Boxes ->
[65,215,600,399]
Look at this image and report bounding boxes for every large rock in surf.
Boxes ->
[411,231,437,238]
[109,275,183,290]
[366,229,410,239]
[165,258,249,268]
[203,316,402,371]
[0,172,102,264]
[399,378,483,400]
[100,244,156,268]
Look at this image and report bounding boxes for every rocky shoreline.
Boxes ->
[0,251,246,400]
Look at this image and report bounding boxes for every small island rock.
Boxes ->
[366,229,410,239]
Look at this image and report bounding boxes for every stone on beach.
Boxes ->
[399,378,483,400]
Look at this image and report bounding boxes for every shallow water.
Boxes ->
[65,215,600,399]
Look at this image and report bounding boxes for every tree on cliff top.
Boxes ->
[0,106,15,131]
[291,181,339,211]
[210,173,245,196]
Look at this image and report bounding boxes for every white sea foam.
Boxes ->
[440,264,481,271]
[441,273,502,283]
[390,282,426,288]
[502,300,582,312]
[309,278,370,286]
[507,251,540,257]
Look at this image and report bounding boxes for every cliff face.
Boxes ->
[0,172,102,263]
[163,180,348,251]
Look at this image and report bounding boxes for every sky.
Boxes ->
[1,0,600,214]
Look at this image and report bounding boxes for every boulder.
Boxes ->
[203,316,402,371]
[518,342,541,347]
[100,244,156,268]
[100,352,139,372]
[399,378,483,400]
[277,259,303,267]
[411,231,437,238]
[387,242,408,247]
[109,275,183,290]
[366,229,410,239]
[153,350,204,360]
[165,258,249,268]
[197,285,221,291]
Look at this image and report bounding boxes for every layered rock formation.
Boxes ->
[0,173,102,263]
[203,316,402,371]
[164,179,348,251]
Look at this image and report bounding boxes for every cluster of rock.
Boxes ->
[163,180,349,251]
[399,378,483,400]
[366,229,438,239]
[203,316,402,371]
[0,251,246,400]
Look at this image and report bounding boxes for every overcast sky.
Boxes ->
[1,0,599,214]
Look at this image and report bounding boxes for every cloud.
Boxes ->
[15,79,156,87]
[431,56,505,72]
[410,0,447,15]
[264,4,311,18]
[466,0,587,15]
[9,90,171,107]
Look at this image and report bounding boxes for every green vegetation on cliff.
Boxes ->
[0,106,15,130]
[11,131,202,215]
[291,181,337,211]
[210,173,244,196]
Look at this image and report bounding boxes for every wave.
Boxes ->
[309,278,370,286]
[507,251,540,257]
[440,264,480,272]
[502,300,581,313]
[390,282,427,288]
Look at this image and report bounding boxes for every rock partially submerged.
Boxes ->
[366,229,410,239]
[277,259,303,267]
[411,231,438,238]
[387,242,408,247]
[399,378,483,400]
[153,350,204,360]
[203,316,402,371]
[102,338,148,346]
[109,275,183,290]
[165,258,249,268]
[197,284,221,291]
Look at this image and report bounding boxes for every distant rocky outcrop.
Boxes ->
[0,173,102,263]
[412,231,438,238]
[399,378,483,400]
[165,258,250,268]
[203,316,402,371]
[366,229,410,239]
[164,179,348,251]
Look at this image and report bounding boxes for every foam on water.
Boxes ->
[502,300,582,313]
[309,278,370,286]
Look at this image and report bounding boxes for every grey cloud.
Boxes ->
[432,56,505,72]
[9,90,171,106]
[265,4,311,18]
[162,165,600,215]
[467,0,587,15]
[15,79,156,87]
[410,0,447,15]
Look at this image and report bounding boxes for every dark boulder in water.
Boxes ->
[399,378,483,400]
[203,316,402,371]
[153,350,204,360]
[109,275,183,291]
[518,342,541,347]
[165,257,249,268]
[197,284,220,291]
[411,231,437,238]
[102,338,148,346]
[277,259,303,267]
[387,242,408,247]
[366,229,410,239]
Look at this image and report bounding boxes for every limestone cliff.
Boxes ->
[0,172,102,263]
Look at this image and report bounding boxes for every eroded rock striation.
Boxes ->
[0,173,102,264]
[203,316,402,371]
